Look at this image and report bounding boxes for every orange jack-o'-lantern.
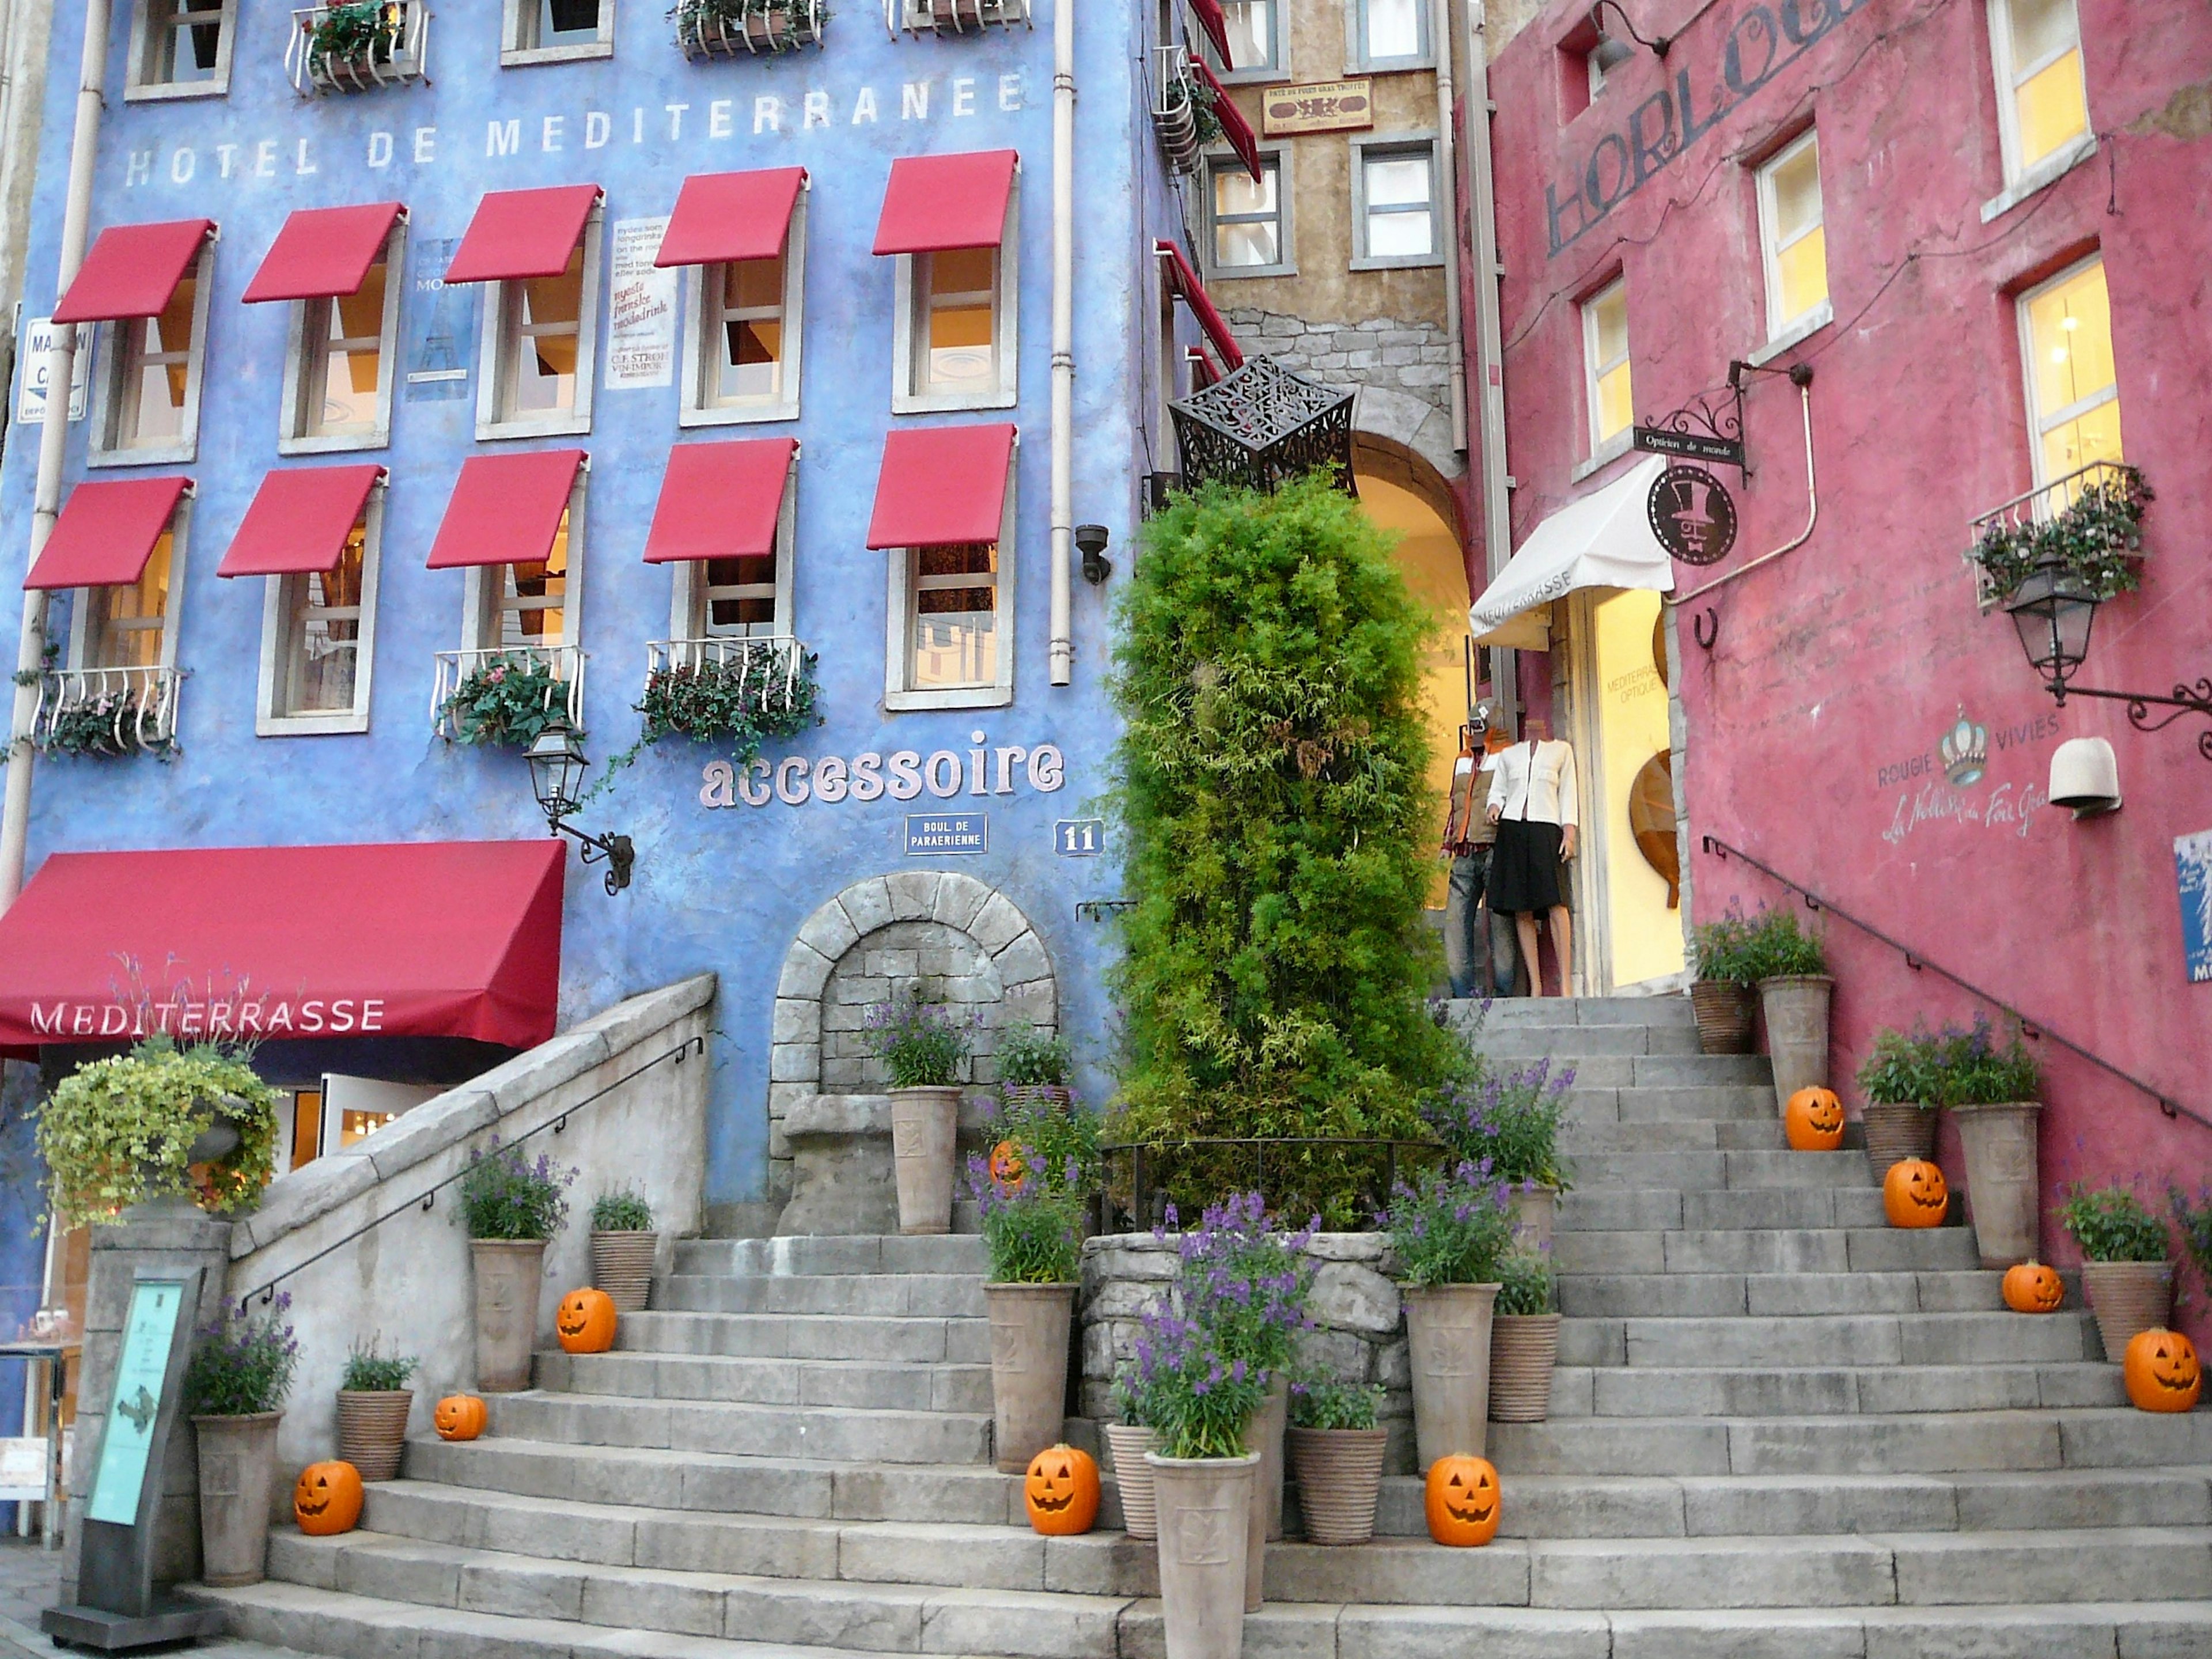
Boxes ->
[1424,1455,1501,1547]
[294,1460,363,1536]
[988,1139,1027,1191]
[434,1394,488,1441]
[1023,1444,1100,1536]
[2001,1261,2065,1315]
[2123,1328,2202,1414]
[556,1286,618,1354]
[1882,1158,1948,1229]
[1783,1087,1845,1152]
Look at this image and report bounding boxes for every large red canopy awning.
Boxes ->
[217,464,384,578]
[1157,240,1245,370]
[0,840,565,1054]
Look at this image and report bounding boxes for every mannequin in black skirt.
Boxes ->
[1484,714,1578,997]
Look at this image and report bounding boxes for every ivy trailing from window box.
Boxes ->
[308,1,402,66]
[1969,464,2152,603]
[635,648,821,767]
[35,686,176,760]
[1188,73,1225,147]
[442,654,569,748]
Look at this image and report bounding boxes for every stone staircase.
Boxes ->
[194,996,2212,1658]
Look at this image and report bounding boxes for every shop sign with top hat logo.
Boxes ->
[1636,384,1745,567]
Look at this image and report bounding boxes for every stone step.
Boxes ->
[1535,1054,1774,1088]
[1472,1024,1705,1057]
[1487,1408,2212,1478]
[481,1392,994,1466]
[1569,1084,1783,1124]
[536,1349,996,1414]
[1563,1149,1871,1191]
[1558,1119,1787,1153]
[654,1274,988,1318]
[1544,1361,2126,1419]
[1448,995,1698,1029]
[674,1236,990,1278]
[1559,1309,2099,1369]
[1560,1186,1892,1231]
[1551,1226,1983,1275]
[1552,1269,2003,1319]
[615,1310,994,1364]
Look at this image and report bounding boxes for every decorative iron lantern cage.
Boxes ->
[1168,356,1356,497]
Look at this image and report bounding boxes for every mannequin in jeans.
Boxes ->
[1484,713,1578,997]
[1441,720,1518,998]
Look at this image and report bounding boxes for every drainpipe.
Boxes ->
[1046,0,1074,686]
[0,0,112,913]
[1430,0,1465,454]
[1460,1,1516,714]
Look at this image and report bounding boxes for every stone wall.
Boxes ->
[1078,1232,1417,1476]
[821,922,1007,1092]
[1225,310,1456,419]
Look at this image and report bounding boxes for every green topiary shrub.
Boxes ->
[1104,476,1463,1209]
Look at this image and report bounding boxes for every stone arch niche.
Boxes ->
[767,871,1057,1234]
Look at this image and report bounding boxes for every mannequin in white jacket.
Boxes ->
[1484,714,1577,997]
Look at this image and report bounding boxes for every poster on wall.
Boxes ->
[2177,829,2212,984]
[606,217,677,392]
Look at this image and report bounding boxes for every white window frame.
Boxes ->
[1580,275,1632,467]
[124,0,237,101]
[890,191,1018,415]
[1203,149,1294,281]
[475,205,604,441]
[1986,0,2093,194]
[1350,134,1442,271]
[669,467,798,640]
[1755,128,1832,347]
[2016,252,2120,490]
[88,238,214,469]
[65,498,190,675]
[1208,0,1283,82]
[278,218,407,455]
[681,190,808,429]
[884,448,1016,712]
[253,483,385,737]
[502,0,617,67]
[461,470,588,655]
[1349,0,1430,73]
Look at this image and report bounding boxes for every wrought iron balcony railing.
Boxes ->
[1965,458,2136,609]
[34,665,183,757]
[887,0,1028,36]
[431,645,586,741]
[1152,46,1206,175]
[287,2,430,95]
[672,0,825,58]
[645,635,810,716]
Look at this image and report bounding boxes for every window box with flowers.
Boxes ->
[435,650,581,748]
[287,2,430,94]
[1968,460,2152,609]
[32,666,184,759]
[671,0,825,56]
[1150,46,1224,175]
[635,636,819,766]
[889,0,1027,36]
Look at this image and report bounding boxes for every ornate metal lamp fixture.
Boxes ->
[2005,552,2212,762]
[1588,1,1671,66]
[525,725,638,892]
[1169,355,1355,495]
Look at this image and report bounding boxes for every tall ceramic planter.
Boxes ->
[1238,1376,1287,1611]
[1147,1452,1257,1659]
[1690,980,1756,1054]
[194,1411,281,1587]
[2081,1260,2174,1361]
[590,1229,660,1312]
[1759,975,1834,1112]
[1104,1423,1160,1539]
[472,1238,548,1392]
[1861,1102,1937,1173]
[336,1388,414,1482]
[1488,1312,1562,1422]
[1508,1186,1556,1252]
[1402,1282,1500,1468]
[1946,1101,2042,1268]
[1286,1426,1385,1545]
[889,1085,961,1235]
[984,1282,1074,1472]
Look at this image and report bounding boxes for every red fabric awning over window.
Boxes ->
[1192,59,1264,183]
[643,439,796,565]
[657,169,806,268]
[444,185,602,284]
[24,477,191,590]
[51,219,214,324]
[217,465,385,578]
[866,425,1016,549]
[242,202,405,303]
[427,450,586,570]
[1185,0,1232,63]
[1157,240,1246,370]
[0,840,565,1055]
[872,150,1018,255]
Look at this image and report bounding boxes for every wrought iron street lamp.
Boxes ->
[2004,552,2212,762]
[525,725,637,893]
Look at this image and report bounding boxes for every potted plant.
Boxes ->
[336,1339,418,1483]
[1105,1361,1166,1541]
[2059,1183,2173,1361]
[1425,1060,1573,1250]
[1930,1017,2042,1267]
[2171,1183,2212,1313]
[968,1145,1084,1474]
[864,997,971,1236]
[1384,1158,1514,1470]
[590,1188,658,1313]
[995,1024,1074,1112]
[1487,1247,1560,1423]
[1743,906,1830,1112]
[1688,910,1758,1054]
[459,1141,576,1392]
[183,1295,298,1587]
[1286,1380,1386,1546]
[1855,1024,1942,1174]
[34,1037,278,1225]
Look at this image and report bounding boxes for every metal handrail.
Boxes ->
[1702,835,2207,1135]
[1096,1136,1449,1234]
[234,1034,705,1314]
[34,665,183,753]
[287,2,430,95]
[432,644,587,740]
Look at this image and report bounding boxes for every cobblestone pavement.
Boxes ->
[0,1543,310,1659]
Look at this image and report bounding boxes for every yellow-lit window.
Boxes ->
[2020,256,2122,485]
[908,542,999,691]
[710,255,786,407]
[502,247,584,418]
[1758,131,1828,337]
[305,260,387,439]
[1220,0,1277,72]
[1994,0,2089,180]
[119,275,196,450]
[88,528,173,671]
[1211,160,1282,271]
[276,519,368,717]
[914,247,998,396]
[1582,279,1632,452]
[498,512,571,647]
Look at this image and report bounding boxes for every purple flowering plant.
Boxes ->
[182,1293,299,1418]
[1423,1058,1575,1192]
[965,1146,1085,1285]
[1123,1304,1270,1459]
[863,997,973,1088]
[457,1138,578,1241]
[1171,1191,1317,1381]
[1380,1160,1515,1288]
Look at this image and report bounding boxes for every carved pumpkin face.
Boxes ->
[1882,1157,1948,1229]
[2123,1328,2202,1414]
[434,1393,487,1441]
[1783,1087,1845,1152]
[1023,1444,1100,1536]
[556,1287,618,1354]
[293,1460,363,1536]
[2001,1261,2065,1315]
[988,1139,1027,1192]
[1424,1455,1501,1547]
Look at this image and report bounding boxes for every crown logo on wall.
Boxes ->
[1940,707,1989,787]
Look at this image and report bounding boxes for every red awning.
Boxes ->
[873,150,1018,255]
[1194,59,1264,183]
[1185,0,1232,63]
[0,840,565,1054]
[444,185,602,284]
[866,425,1016,549]
[643,439,796,565]
[242,203,405,303]
[24,478,190,590]
[657,168,806,268]
[51,219,214,324]
[1157,240,1246,370]
[217,465,385,578]
[427,450,585,570]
